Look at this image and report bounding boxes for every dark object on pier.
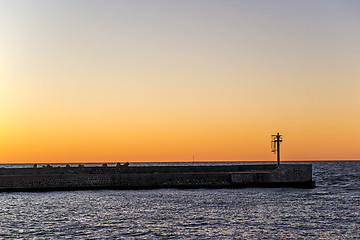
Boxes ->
[271,133,283,166]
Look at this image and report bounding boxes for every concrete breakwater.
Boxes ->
[0,164,315,192]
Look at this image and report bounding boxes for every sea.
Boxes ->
[0,161,359,239]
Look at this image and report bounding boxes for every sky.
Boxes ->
[1,0,359,163]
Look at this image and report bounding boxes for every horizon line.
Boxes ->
[1,159,359,165]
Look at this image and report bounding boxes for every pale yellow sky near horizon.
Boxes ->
[1,1,359,163]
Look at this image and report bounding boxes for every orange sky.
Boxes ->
[1,1,359,163]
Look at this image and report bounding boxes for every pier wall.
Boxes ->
[0,164,314,192]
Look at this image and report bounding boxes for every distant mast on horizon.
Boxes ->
[271,133,283,166]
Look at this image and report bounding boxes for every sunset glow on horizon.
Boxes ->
[1,1,359,163]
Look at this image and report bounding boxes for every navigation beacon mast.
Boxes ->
[271,133,283,166]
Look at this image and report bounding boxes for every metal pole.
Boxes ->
[276,133,280,166]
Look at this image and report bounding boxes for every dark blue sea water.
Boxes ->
[0,161,359,239]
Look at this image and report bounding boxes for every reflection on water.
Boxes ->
[0,161,359,239]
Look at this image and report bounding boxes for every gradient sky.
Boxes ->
[1,0,359,163]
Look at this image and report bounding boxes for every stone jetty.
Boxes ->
[0,164,315,192]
